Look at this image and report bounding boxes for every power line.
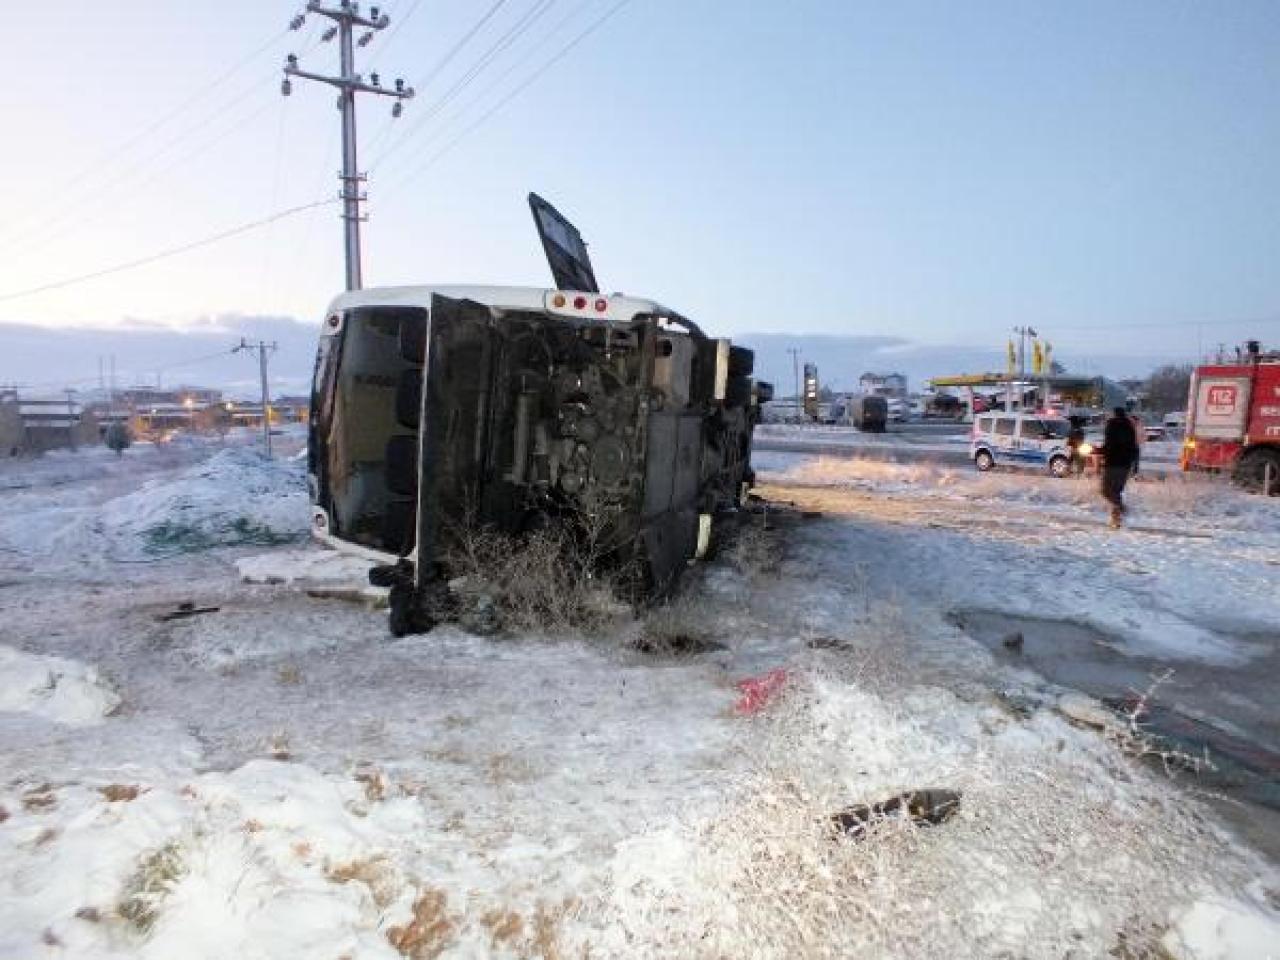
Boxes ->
[0,25,299,248]
[6,93,283,267]
[371,0,554,171]
[390,0,630,180]
[0,199,339,305]
[378,0,613,188]
[363,0,511,156]
[372,0,430,57]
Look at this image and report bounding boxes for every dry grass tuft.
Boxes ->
[480,908,524,948]
[99,784,142,803]
[276,663,304,686]
[22,784,56,812]
[117,841,184,934]
[387,887,457,959]
[327,856,401,910]
[354,765,388,803]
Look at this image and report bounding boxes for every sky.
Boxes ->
[2,0,1279,393]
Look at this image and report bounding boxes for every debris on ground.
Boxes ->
[831,789,963,840]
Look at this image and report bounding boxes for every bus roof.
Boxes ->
[325,284,685,326]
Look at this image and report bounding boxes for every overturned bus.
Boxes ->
[308,196,773,634]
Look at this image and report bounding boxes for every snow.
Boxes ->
[761,454,1280,665]
[1165,893,1280,960]
[0,645,120,727]
[1,440,1277,958]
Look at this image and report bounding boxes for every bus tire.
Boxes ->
[1049,455,1070,478]
[974,449,995,472]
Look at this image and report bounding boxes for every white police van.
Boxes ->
[970,412,1073,477]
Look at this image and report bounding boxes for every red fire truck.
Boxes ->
[1181,340,1280,493]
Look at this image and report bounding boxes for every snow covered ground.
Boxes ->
[1,441,1277,959]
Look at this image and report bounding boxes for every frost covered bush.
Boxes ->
[444,515,632,635]
[566,668,1247,960]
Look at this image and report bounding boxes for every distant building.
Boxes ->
[0,390,100,454]
[858,372,908,398]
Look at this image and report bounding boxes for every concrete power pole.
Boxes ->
[234,339,278,457]
[282,2,415,291]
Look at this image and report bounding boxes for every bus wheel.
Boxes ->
[1049,455,1070,478]
[974,450,995,472]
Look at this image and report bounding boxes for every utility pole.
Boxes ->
[282,2,415,291]
[787,347,801,421]
[234,339,278,457]
[1012,325,1037,410]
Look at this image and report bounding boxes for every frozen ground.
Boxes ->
[1,441,1277,959]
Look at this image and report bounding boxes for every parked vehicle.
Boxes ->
[970,412,1074,477]
[845,395,888,432]
[1181,341,1280,493]
[1162,411,1186,436]
[308,195,773,633]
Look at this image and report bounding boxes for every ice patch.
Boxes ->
[0,644,120,726]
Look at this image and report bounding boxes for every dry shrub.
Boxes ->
[387,887,457,959]
[637,596,723,656]
[444,511,631,635]
[276,663,303,686]
[118,841,184,934]
[724,514,783,581]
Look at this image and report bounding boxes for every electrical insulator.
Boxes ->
[281,78,292,96]
[358,30,373,47]
[391,101,402,118]
[394,78,404,92]
[370,72,380,86]
[289,14,305,30]
[322,26,337,42]
[286,54,298,67]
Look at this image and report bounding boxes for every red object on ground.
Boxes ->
[734,668,790,715]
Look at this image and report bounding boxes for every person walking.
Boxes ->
[1099,407,1139,528]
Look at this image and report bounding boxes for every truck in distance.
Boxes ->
[1181,340,1280,493]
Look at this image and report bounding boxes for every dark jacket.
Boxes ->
[1101,415,1139,469]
